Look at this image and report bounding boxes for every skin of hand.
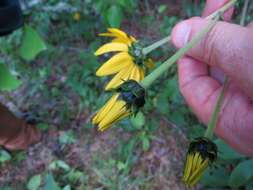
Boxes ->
[171,0,253,156]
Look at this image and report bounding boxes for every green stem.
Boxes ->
[206,0,237,20]
[204,77,229,139]
[142,36,171,55]
[140,16,219,89]
[240,0,250,26]
[204,0,247,139]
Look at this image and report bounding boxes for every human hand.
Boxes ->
[171,0,253,156]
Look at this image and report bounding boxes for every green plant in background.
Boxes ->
[94,0,137,28]
[0,64,21,91]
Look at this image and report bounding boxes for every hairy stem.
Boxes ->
[204,77,229,138]
[204,0,248,139]
[140,16,220,88]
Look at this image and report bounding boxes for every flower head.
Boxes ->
[92,80,145,131]
[182,137,217,188]
[95,28,154,90]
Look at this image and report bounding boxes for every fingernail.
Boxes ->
[173,22,191,47]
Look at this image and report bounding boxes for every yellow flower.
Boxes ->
[95,28,154,90]
[92,93,130,131]
[73,12,81,21]
[92,80,145,131]
[182,137,217,188]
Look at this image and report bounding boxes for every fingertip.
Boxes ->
[171,17,202,48]
[171,21,188,48]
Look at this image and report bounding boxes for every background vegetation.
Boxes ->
[0,0,253,189]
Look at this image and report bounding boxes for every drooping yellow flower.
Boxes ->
[182,137,217,188]
[92,93,130,131]
[95,28,154,90]
[92,80,146,131]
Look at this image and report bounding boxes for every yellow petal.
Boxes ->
[96,52,132,76]
[111,37,131,45]
[128,65,136,80]
[92,94,119,124]
[99,32,131,45]
[183,154,193,182]
[130,36,137,42]
[108,28,136,43]
[99,32,116,37]
[98,100,127,128]
[95,42,128,56]
[139,68,145,80]
[105,64,134,90]
[135,67,143,81]
[108,28,128,39]
[129,66,140,81]
[99,111,130,131]
[189,159,209,187]
[191,152,200,171]
[196,154,203,167]
[145,58,155,69]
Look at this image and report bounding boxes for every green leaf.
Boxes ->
[142,136,150,151]
[37,123,49,131]
[106,5,122,28]
[59,131,76,146]
[168,111,186,126]
[201,165,229,187]
[117,161,126,171]
[215,139,244,160]
[19,25,47,61]
[66,169,84,183]
[130,112,145,129]
[44,173,61,190]
[0,64,21,91]
[49,160,70,172]
[0,149,11,163]
[27,174,41,190]
[158,5,167,14]
[55,160,70,171]
[155,93,169,114]
[229,159,253,188]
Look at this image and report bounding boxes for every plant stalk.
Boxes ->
[204,77,229,138]
[206,0,237,20]
[240,0,250,26]
[204,0,248,139]
[142,36,170,55]
[140,15,220,89]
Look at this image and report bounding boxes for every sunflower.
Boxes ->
[95,28,154,90]
[182,137,217,188]
[92,80,146,131]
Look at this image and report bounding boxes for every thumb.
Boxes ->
[171,17,253,98]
